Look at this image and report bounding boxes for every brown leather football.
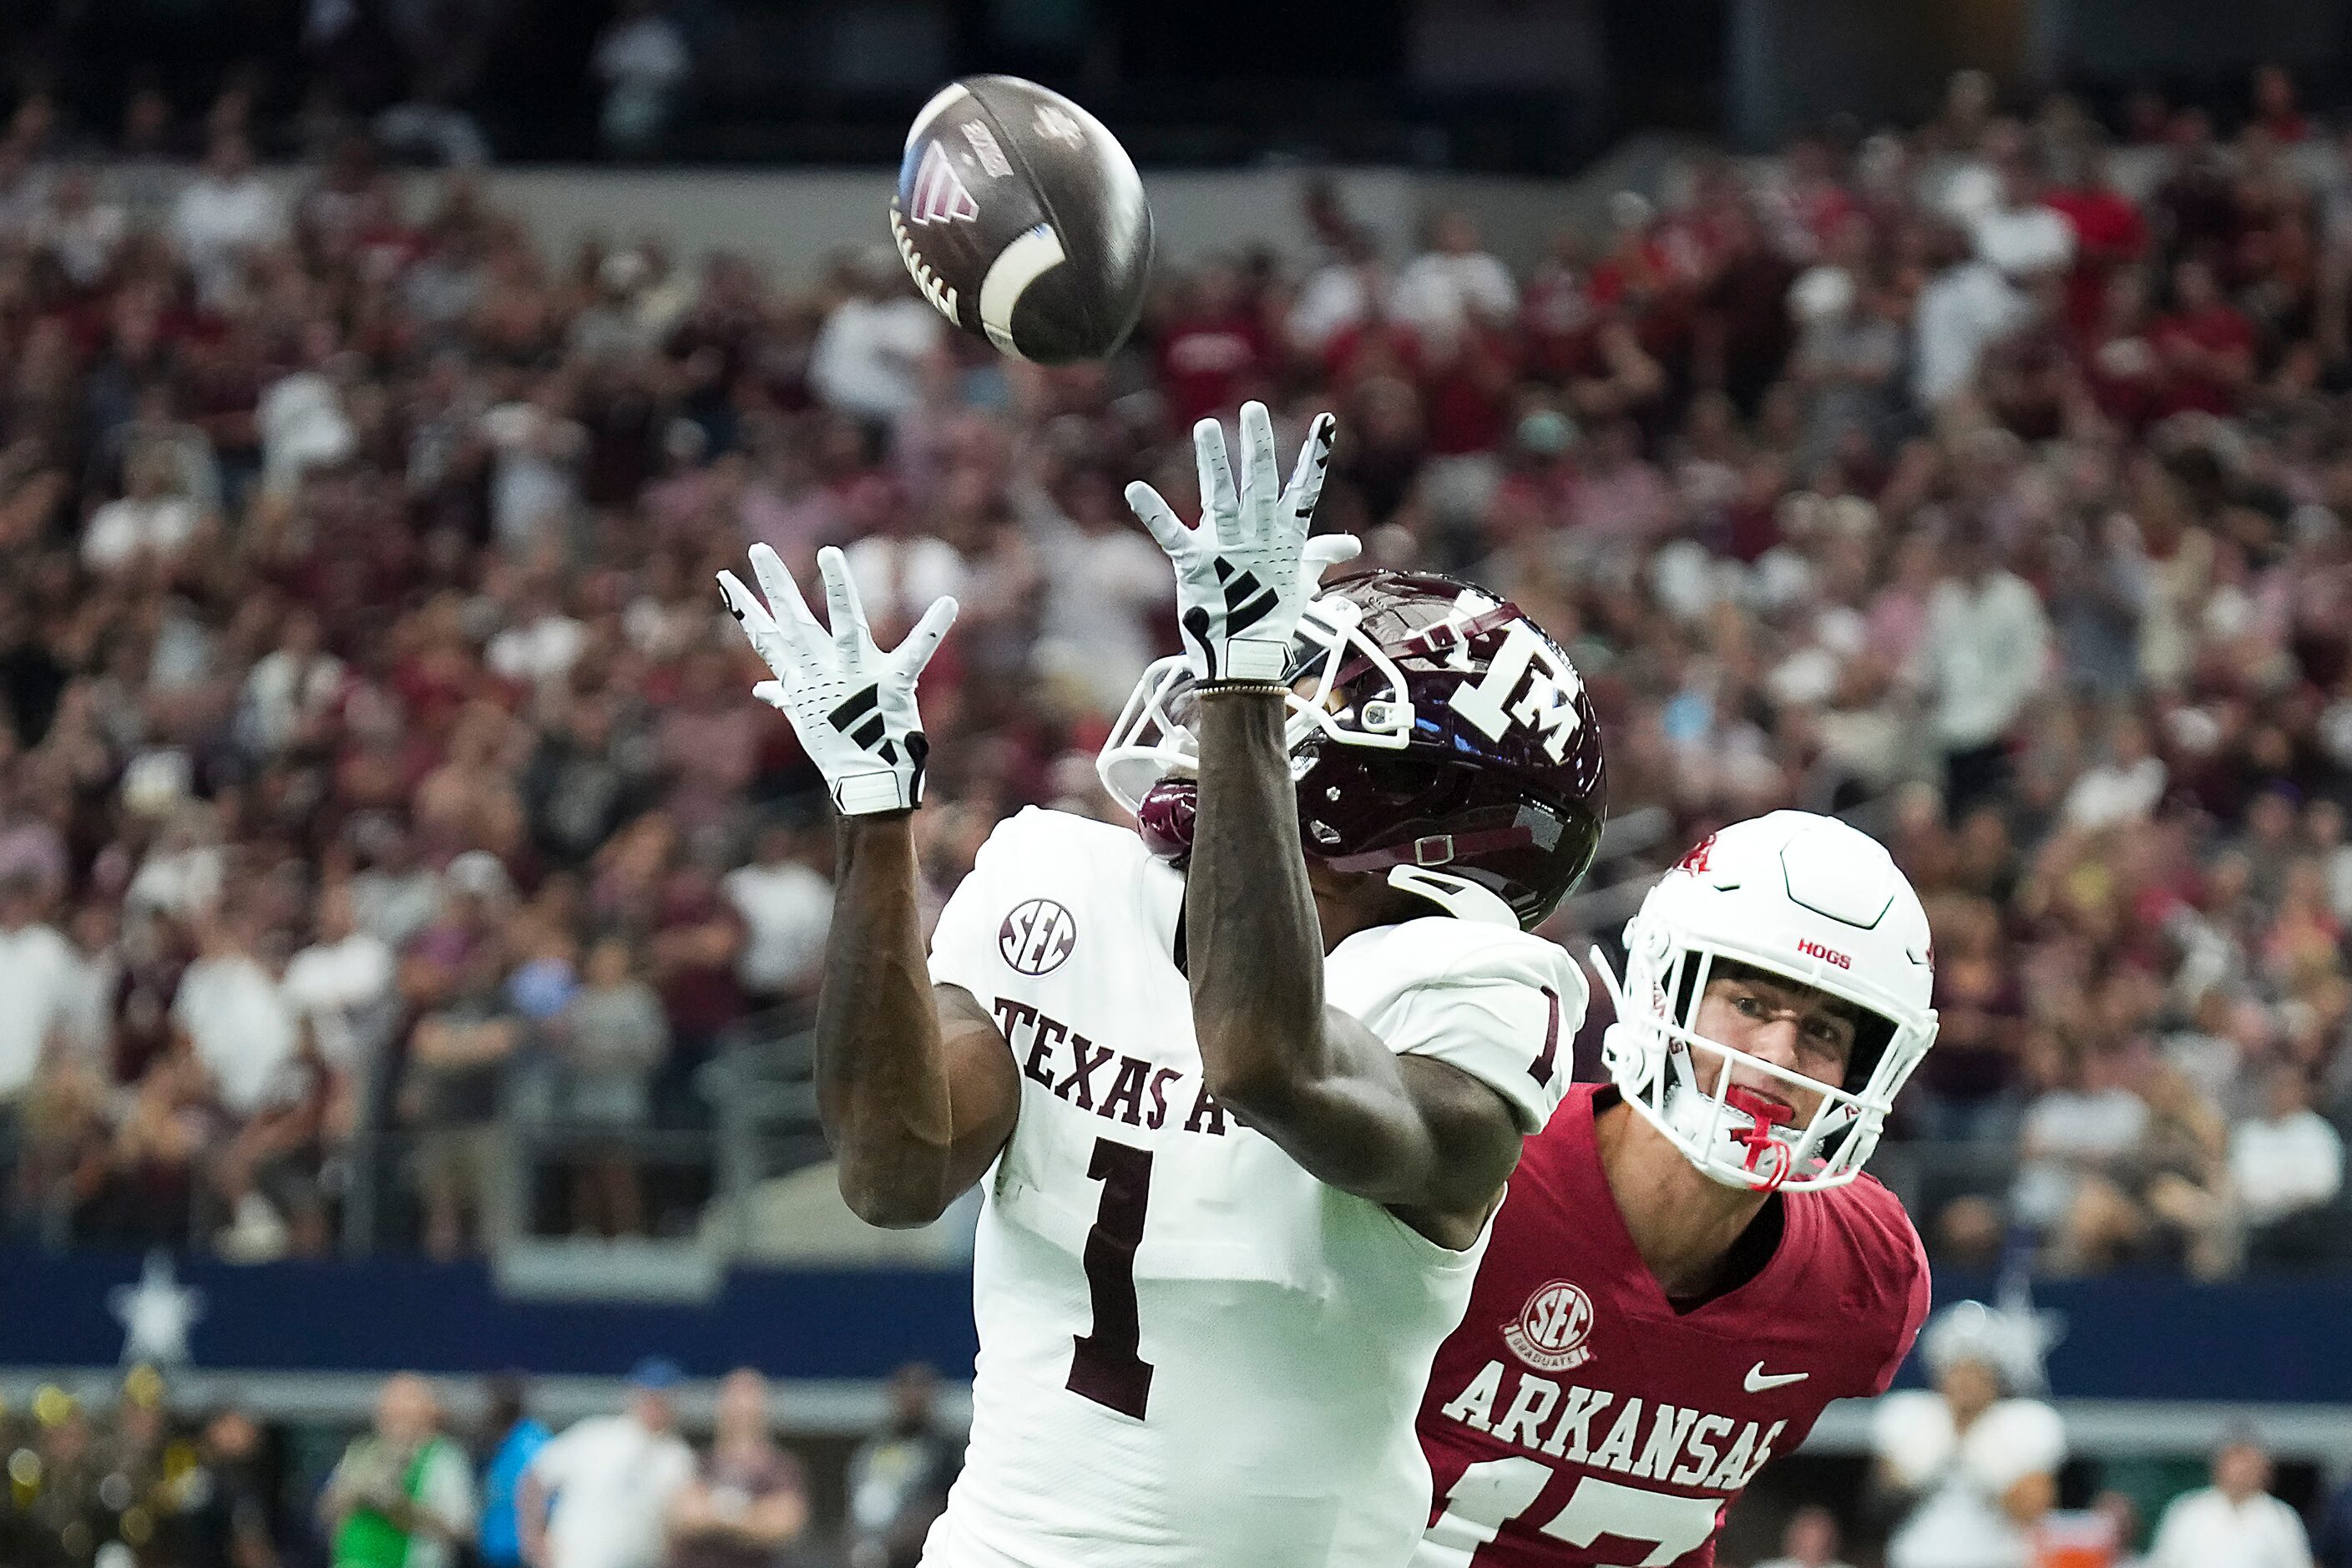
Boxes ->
[890,76,1154,365]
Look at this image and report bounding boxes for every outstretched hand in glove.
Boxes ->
[1125,401,1358,686]
[717,544,957,816]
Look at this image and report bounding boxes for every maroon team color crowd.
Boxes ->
[0,66,2347,1273]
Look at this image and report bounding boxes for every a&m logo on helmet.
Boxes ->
[1503,1278,1596,1373]
[1435,590,1591,766]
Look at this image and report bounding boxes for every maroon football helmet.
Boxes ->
[1097,569,1607,928]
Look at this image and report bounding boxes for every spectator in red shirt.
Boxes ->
[2045,144,2150,337]
[2081,267,2169,432]
[1520,230,1600,384]
[1416,324,1517,459]
[1565,417,1673,547]
[649,859,747,1080]
[1154,260,1271,428]
[2151,257,2256,416]
[1768,134,1861,261]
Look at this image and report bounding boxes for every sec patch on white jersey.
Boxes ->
[920,808,1586,1568]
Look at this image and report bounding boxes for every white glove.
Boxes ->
[717,543,958,816]
[1125,402,1357,685]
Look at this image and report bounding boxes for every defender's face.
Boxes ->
[1690,972,1858,1126]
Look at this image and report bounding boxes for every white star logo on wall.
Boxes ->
[109,1252,204,1367]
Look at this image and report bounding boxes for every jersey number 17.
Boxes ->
[1429,1459,1720,1566]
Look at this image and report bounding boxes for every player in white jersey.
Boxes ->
[718,402,1609,1568]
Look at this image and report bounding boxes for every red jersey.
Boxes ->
[1414,1085,1930,1567]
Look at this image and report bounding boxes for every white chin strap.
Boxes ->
[1657,1076,1791,1194]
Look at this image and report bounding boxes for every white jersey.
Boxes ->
[1875,1392,2066,1568]
[923,808,1586,1568]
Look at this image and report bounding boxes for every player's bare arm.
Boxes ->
[1130,402,1522,1248]
[1191,689,1525,1244]
[720,544,1018,1227]
[821,817,1021,1226]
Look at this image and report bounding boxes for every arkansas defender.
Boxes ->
[1417,812,1939,1566]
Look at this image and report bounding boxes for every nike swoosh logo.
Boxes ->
[1744,1362,1808,1393]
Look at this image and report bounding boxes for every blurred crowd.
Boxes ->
[6,61,2352,1273]
[0,1360,956,1568]
[7,1353,2346,1568]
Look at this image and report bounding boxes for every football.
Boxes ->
[889,75,1154,365]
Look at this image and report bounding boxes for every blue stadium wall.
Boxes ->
[1,1249,2344,1404]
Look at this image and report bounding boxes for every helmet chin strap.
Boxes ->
[1722,1086,1795,1193]
[1660,1074,1798,1195]
[1383,866,1520,927]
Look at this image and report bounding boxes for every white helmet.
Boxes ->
[1591,810,1936,1193]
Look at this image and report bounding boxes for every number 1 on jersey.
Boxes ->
[1067,1137,1155,1419]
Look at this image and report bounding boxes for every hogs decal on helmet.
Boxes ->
[1097,569,1607,929]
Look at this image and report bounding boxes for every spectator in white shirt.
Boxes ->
[349,815,443,953]
[2150,1436,2314,1568]
[724,823,834,1007]
[593,0,692,155]
[1909,533,2052,812]
[173,912,299,1118]
[31,166,126,288]
[482,382,588,559]
[841,478,969,639]
[1914,250,2030,408]
[125,802,228,922]
[238,607,346,757]
[2232,1066,2345,1265]
[1287,227,1385,355]
[54,903,121,1063]
[2063,711,2168,831]
[1913,159,2071,411]
[1031,463,1178,716]
[0,875,74,1151]
[257,320,359,499]
[1389,210,1516,351]
[83,449,204,577]
[2013,1044,2148,1259]
[1878,1299,2067,1568]
[484,561,589,690]
[1971,159,2076,282]
[809,259,945,427]
[170,131,285,306]
[520,1358,698,1568]
[280,883,397,1075]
